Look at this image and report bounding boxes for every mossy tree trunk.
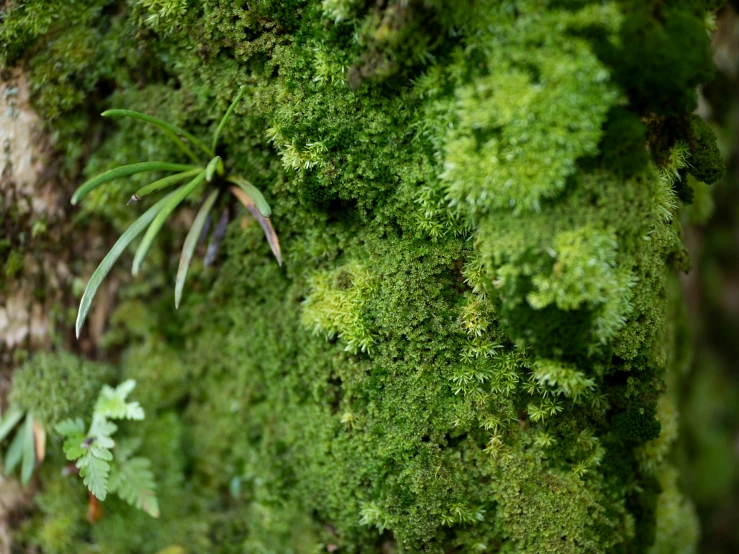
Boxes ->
[0,1,729,553]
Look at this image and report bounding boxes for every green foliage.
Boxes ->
[57,380,159,517]
[612,404,662,444]
[595,0,717,116]
[0,352,111,485]
[687,114,725,185]
[73,92,281,336]
[597,108,650,177]
[109,442,160,519]
[301,261,377,354]
[441,3,621,215]
[2,0,727,552]
[492,448,619,553]
[10,351,109,427]
[0,408,36,485]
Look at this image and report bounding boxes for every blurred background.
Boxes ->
[682,3,739,552]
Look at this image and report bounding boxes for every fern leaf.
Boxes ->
[77,452,110,500]
[175,188,219,308]
[205,156,221,181]
[4,424,25,473]
[129,168,202,204]
[102,109,215,159]
[229,185,281,265]
[62,434,87,461]
[226,175,271,217]
[110,456,160,518]
[71,162,197,205]
[94,380,145,421]
[56,417,86,437]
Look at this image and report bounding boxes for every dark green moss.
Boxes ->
[597,108,650,177]
[595,1,715,116]
[688,114,726,185]
[612,404,662,443]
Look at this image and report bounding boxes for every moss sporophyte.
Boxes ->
[71,88,281,338]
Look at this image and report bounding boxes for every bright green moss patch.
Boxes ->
[302,261,377,354]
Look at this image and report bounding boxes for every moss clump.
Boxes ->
[0,0,726,552]
[597,108,650,177]
[301,261,376,354]
[612,405,662,444]
[9,351,111,427]
[492,448,619,554]
[688,114,725,185]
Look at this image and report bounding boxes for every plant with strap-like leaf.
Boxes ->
[72,88,281,338]
[0,404,45,486]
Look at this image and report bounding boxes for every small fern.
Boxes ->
[72,88,282,338]
[56,380,159,518]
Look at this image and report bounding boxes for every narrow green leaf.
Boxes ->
[226,175,272,217]
[205,156,221,182]
[229,186,282,266]
[132,171,207,276]
[129,168,202,205]
[76,193,175,338]
[157,127,202,165]
[4,421,24,474]
[176,189,219,309]
[21,414,35,485]
[211,86,245,152]
[0,405,24,443]
[71,162,196,205]
[103,109,215,159]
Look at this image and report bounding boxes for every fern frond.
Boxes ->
[94,380,145,421]
[110,456,160,518]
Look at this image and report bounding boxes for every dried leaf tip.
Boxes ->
[127,194,140,206]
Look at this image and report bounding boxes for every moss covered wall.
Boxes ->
[0,0,728,552]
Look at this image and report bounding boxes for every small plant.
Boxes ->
[0,351,109,486]
[57,380,159,518]
[72,88,282,338]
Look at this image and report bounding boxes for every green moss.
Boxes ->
[10,351,111,428]
[594,1,716,116]
[492,447,620,553]
[2,0,724,551]
[612,404,662,444]
[301,261,377,354]
[688,114,725,185]
[597,108,650,177]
